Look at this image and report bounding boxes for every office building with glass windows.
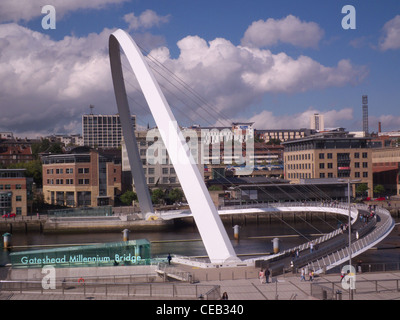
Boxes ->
[82,114,136,148]
[42,147,122,207]
[283,129,373,197]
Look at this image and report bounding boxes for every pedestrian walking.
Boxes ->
[300,268,305,281]
[259,269,265,284]
[265,268,270,284]
[167,253,172,265]
[309,241,314,253]
[309,270,314,281]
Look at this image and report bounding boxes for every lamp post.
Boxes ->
[339,178,360,300]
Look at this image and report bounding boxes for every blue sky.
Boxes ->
[0,0,400,136]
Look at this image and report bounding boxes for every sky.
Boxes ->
[0,0,400,138]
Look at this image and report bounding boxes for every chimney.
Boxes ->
[378,122,381,133]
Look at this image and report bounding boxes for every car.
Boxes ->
[2,213,16,218]
[375,197,386,201]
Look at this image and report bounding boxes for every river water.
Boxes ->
[1,217,399,266]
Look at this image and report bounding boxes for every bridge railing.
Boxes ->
[307,206,395,273]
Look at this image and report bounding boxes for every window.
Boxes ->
[148,168,155,175]
[354,153,360,158]
[355,162,360,168]
[362,152,368,158]
[319,173,325,178]
[363,172,368,178]
[355,172,360,178]
[162,168,168,175]
[16,184,22,190]
[319,153,324,159]
[327,153,333,159]
[319,163,324,169]
[16,196,22,201]
[363,162,368,168]
[328,163,333,169]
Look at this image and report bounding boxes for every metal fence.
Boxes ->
[311,278,400,300]
[0,280,221,300]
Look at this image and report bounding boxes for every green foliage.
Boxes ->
[120,190,138,206]
[356,183,369,196]
[208,185,223,191]
[167,188,184,203]
[7,159,42,186]
[373,184,385,196]
[151,188,165,204]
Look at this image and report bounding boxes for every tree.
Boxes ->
[167,188,184,204]
[151,188,165,204]
[356,183,369,198]
[120,190,138,206]
[7,160,43,186]
[373,184,385,197]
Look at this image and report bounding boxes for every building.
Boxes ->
[0,169,33,216]
[372,147,400,196]
[46,134,84,147]
[255,128,314,144]
[42,147,122,207]
[82,114,136,149]
[0,139,34,166]
[310,113,324,132]
[206,176,348,207]
[121,129,204,192]
[283,129,373,197]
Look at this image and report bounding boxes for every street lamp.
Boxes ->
[338,178,361,300]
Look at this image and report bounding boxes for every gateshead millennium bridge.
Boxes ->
[109,29,395,272]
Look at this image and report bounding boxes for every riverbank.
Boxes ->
[0,216,174,234]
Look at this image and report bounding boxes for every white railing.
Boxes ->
[309,206,395,274]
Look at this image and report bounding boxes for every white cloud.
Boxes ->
[0,22,367,137]
[379,15,400,51]
[241,15,324,48]
[243,108,354,130]
[0,23,116,136]
[124,10,170,31]
[0,0,129,23]
[147,36,367,121]
[370,114,400,132]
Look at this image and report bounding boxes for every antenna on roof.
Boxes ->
[89,104,95,115]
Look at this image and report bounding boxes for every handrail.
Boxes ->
[307,206,395,273]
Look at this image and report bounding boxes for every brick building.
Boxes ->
[0,169,33,216]
[42,147,122,207]
[283,129,373,197]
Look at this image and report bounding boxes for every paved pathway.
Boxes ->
[1,264,399,300]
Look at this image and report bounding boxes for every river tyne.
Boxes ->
[1,216,399,268]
